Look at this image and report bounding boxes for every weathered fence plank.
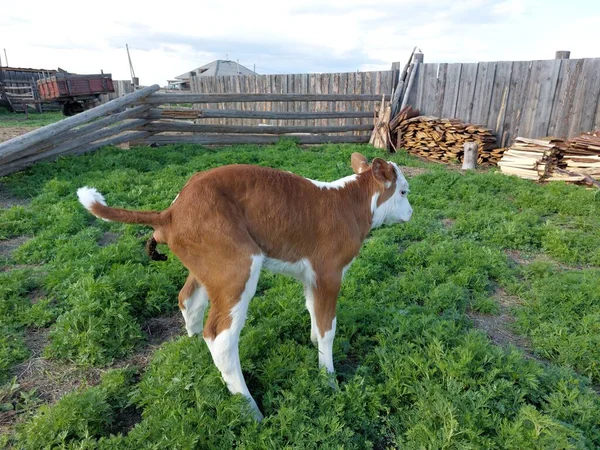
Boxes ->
[455,63,479,123]
[143,122,374,134]
[138,134,370,146]
[146,108,375,120]
[471,62,497,125]
[577,58,600,135]
[486,62,512,139]
[548,59,579,138]
[433,63,448,118]
[503,61,533,146]
[441,63,462,119]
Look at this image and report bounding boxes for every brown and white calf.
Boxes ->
[76,152,412,420]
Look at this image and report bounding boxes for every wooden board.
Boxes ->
[486,61,512,139]
[433,63,448,118]
[502,60,533,146]
[441,63,462,119]
[471,62,497,126]
[576,58,600,135]
[454,63,479,123]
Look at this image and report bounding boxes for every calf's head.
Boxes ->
[351,153,413,227]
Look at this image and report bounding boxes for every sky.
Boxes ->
[1,0,599,87]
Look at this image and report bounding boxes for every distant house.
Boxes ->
[167,60,257,90]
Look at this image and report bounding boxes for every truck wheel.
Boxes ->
[62,101,84,116]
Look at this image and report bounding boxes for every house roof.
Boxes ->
[174,60,256,80]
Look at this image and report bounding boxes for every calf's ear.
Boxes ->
[371,158,395,185]
[351,153,370,174]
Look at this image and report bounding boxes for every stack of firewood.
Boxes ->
[498,137,563,180]
[547,130,600,185]
[392,115,499,165]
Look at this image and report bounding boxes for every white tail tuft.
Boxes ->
[77,187,110,221]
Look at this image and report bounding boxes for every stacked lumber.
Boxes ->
[498,137,564,180]
[547,131,600,183]
[393,116,499,164]
[545,130,600,186]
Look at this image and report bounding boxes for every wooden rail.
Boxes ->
[0,84,385,176]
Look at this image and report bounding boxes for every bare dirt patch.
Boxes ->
[0,185,29,209]
[504,249,533,265]
[0,236,29,258]
[468,288,541,361]
[441,218,455,229]
[0,127,31,144]
[98,231,120,247]
[399,166,429,177]
[0,312,184,433]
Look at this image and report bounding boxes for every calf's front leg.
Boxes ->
[310,273,341,373]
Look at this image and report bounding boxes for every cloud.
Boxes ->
[1,0,597,86]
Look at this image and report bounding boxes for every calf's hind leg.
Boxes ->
[178,274,208,337]
[200,254,265,421]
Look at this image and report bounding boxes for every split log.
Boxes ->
[369,96,392,150]
[132,134,370,146]
[392,115,499,164]
[552,168,600,189]
[0,120,150,177]
[145,108,375,120]
[462,142,478,170]
[0,105,152,165]
[142,93,391,104]
[143,122,373,134]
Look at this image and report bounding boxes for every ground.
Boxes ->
[0,128,32,144]
[0,125,599,448]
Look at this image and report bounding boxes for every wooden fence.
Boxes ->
[100,80,134,103]
[0,85,391,176]
[185,54,600,146]
[190,71,395,133]
[405,57,600,146]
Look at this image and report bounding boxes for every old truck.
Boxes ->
[37,72,115,116]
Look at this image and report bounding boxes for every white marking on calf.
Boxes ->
[371,162,412,229]
[306,174,358,190]
[264,257,316,287]
[318,317,336,373]
[204,254,264,421]
[342,258,355,279]
[182,285,209,337]
[304,287,318,346]
[76,187,110,221]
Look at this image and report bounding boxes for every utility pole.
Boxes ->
[126,44,139,89]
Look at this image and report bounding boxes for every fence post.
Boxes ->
[555,50,570,59]
[413,50,424,64]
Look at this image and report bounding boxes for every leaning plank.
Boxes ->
[0,131,153,177]
[0,84,160,163]
[0,120,149,177]
[146,108,375,120]
[142,122,373,134]
[142,93,390,104]
[137,134,370,146]
[400,62,419,110]
[0,105,152,166]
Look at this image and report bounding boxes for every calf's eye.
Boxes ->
[401,190,407,195]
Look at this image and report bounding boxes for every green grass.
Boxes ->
[0,109,63,128]
[1,140,599,448]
